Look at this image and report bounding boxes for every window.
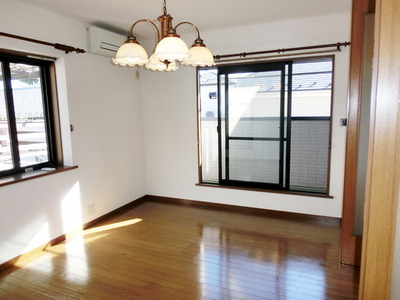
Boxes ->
[0,52,60,177]
[198,57,333,195]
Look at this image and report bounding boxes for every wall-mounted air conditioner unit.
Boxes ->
[87,26,125,57]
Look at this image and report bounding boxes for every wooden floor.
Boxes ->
[0,199,359,299]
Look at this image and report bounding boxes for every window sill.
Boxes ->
[0,165,78,187]
[196,183,334,199]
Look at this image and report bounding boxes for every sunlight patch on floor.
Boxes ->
[83,218,143,235]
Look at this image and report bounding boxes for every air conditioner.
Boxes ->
[87,26,125,57]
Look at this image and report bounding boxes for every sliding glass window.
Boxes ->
[198,57,333,195]
[0,52,58,177]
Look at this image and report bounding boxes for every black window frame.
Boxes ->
[0,52,59,178]
[197,56,334,196]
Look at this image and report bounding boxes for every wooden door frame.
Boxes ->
[340,0,375,266]
[358,0,400,297]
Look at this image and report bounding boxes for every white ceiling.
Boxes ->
[20,0,351,35]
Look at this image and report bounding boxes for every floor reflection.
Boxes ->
[0,202,359,299]
[198,225,328,299]
[53,218,144,285]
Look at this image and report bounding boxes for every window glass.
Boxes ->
[0,62,13,171]
[291,59,332,117]
[199,70,219,183]
[222,66,285,188]
[289,59,332,193]
[10,63,49,167]
[227,71,282,139]
[198,57,333,195]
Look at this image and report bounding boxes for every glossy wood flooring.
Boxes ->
[0,200,360,299]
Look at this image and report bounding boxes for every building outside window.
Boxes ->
[198,57,334,195]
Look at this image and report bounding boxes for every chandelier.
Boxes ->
[112,0,215,72]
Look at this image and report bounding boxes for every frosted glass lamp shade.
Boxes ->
[154,36,190,62]
[182,46,215,67]
[145,54,178,72]
[112,41,149,67]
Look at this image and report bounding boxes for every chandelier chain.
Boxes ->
[163,0,167,15]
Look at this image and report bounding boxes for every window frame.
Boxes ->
[0,51,61,178]
[218,61,288,191]
[197,56,335,196]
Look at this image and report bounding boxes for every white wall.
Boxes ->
[141,12,351,218]
[0,0,145,265]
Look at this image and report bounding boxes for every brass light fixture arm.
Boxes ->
[129,19,161,42]
[174,22,205,46]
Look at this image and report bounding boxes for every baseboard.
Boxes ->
[0,195,147,273]
[145,194,341,227]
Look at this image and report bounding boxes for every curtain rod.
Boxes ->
[215,49,341,64]
[0,31,86,54]
[214,41,350,61]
